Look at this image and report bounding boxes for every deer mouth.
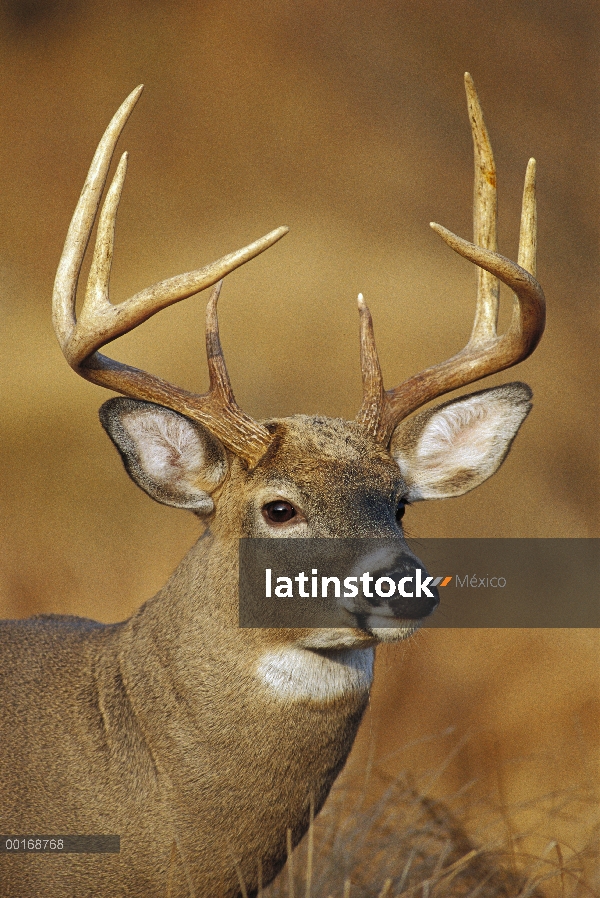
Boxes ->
[336,600,435,644]
[363,620,423,643]
[296,617,422,651]
[356,593,439,628]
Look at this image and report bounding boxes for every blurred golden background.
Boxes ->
[0,0,597,887]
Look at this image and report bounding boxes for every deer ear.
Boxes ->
[99,398,228,513]
[389,383,532,501]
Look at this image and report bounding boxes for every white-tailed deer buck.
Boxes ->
[0,74,544,897]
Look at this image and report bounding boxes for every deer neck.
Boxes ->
[109,528,372,882]
[117,527,373,762]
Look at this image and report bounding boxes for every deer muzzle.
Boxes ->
[340,543,440,626]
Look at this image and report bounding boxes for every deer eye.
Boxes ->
[395,501,407,524]
[263,501,297,524]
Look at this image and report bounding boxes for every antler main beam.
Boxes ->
[356,73,546,445]
[53,85,288,466]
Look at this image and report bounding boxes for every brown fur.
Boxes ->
[0,395,532,896]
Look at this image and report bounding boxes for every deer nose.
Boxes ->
[387,587,439,620]
[369,561,440,620]
[366,562,440,620]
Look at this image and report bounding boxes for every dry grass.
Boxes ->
[260,761,599,898]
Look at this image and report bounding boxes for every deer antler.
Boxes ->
[53,85,288,466]
[356,72,546,445]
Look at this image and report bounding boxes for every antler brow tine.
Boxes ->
[356,72,546,444]
[53,86,288,467]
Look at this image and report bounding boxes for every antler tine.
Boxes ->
[53,87,289,467]
[205,280,235,402]
[465,71,499,344]
[518,157,537,276]
[53,85,144,353]
[356,73,545,444]
[355,293,386,437]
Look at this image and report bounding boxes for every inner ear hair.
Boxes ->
[389,382,533,501]
[99,398,228,511]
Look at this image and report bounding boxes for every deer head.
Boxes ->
[53,75,544,653]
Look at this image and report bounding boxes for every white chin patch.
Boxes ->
[369,622,422,642]
[256,646,374,701]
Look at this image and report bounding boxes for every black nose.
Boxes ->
[368,561,440,620]
[388,588,439,620]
